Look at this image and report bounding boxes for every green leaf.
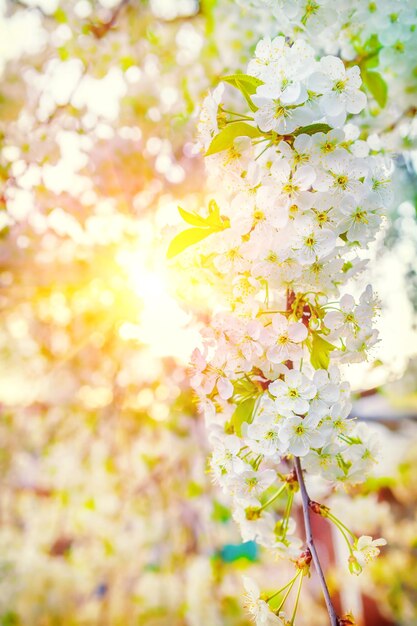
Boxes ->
[293,123,332,136]
[222,73,263,95]
[212,500,232,523]
[206,198,227,228]
[206,121,263,156]
[363,34,380,53]
[363,52,380,70]
[1,612,19,626]
[208,198,220,219]
[167,227,217,259]
[231,396,257,437]
[222,74,264,112]
[310,333,336,370]
[363,70,388,108]
[177,206,208,227]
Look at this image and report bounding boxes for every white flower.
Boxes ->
[238,319,265,363]
[271,160,316,202]
[242,577,281,625]
[337,195,381,246]
[324,293,358,337]
[210,434,246,482]
[230,468,277,506]
[247,36,286,81]
[244,411,283,457]
[319,401,353,438]
[352,535,387,569]
[234,508,277,545]
[263,314,308,363]
[310,369,340,415]
[269,369,316,414]
[310,128,345,161]
[198,83,224,148]
[292,217,336,265]
[309,57,367,125]
[279,412,325,456]
[253,97,312,135]
[303,443,341,478]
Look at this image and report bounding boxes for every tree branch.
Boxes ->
[294,456,339,626]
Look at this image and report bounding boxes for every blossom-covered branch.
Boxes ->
[171,33,390,624]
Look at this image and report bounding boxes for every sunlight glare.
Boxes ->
[116,247,199,363]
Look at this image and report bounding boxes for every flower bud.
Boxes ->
[348,555,363,576]
[295,548,312,573]
[309,500,329,517]
[338,612,356,625]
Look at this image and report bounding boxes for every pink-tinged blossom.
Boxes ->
[263,314,308,363]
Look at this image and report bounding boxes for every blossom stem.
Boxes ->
[266,570,300,602]
[275,570,301,614]
[327,512,357,541]
[290,568,304,625]
[221,108,253,120]
[330,521,355,555]
[259,482,287,511]
[255,143,272,161]
[294,456,339,626]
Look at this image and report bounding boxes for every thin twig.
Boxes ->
[294,456,339,626]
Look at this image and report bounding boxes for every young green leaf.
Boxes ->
[222,73,264,95]
[310,333,336,370]
[208,198,220,218]
[212,500,232,524]
[231,396,257,437]
[206,121,263,156]
[221,74,263,112]
[167,227,217,259]
[177,206,208,227]
[293,123,333,137]
[363,70,388,108]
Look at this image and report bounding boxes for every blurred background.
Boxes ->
[0,1,417,624]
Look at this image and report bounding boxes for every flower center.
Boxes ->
[336,175,348,188]
[322,140,335,153]
[334,79,346,92]
[253,209,265,222]
[316,211,328,224]
[305,235,316,248]
[274,104,289,119]
[353,208,368,223]
[282,182,299,195]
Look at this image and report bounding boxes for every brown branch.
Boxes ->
[294,456,339,626]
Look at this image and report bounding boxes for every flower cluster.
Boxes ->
[172,35,391,623]
[235,0,417,150]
